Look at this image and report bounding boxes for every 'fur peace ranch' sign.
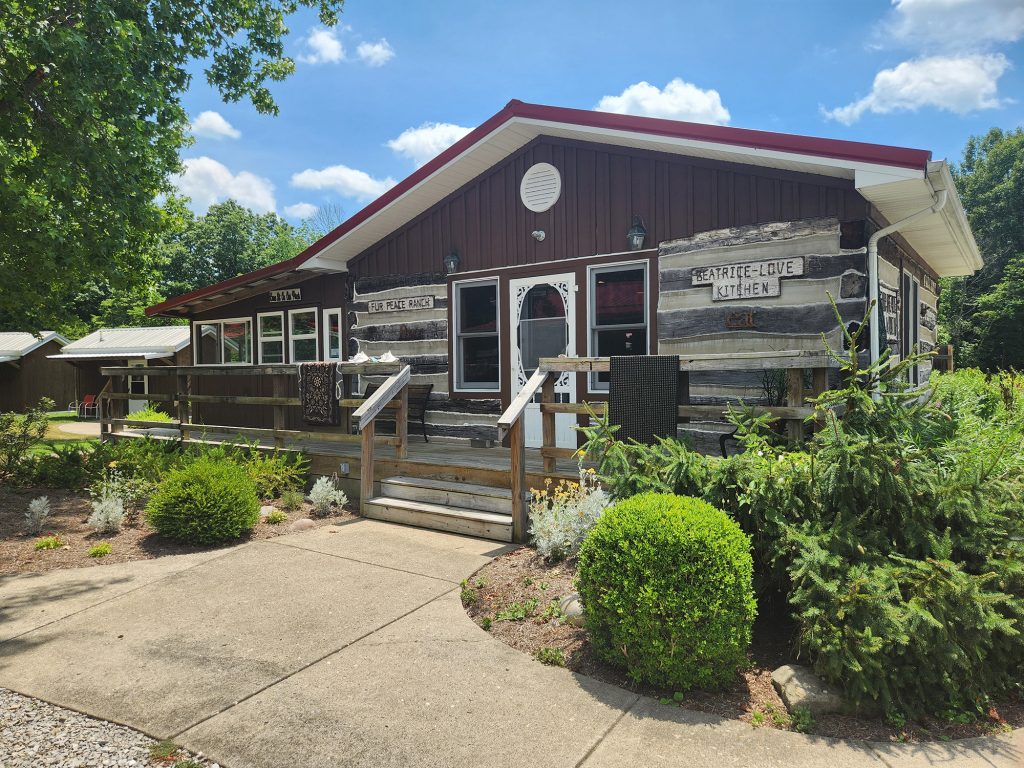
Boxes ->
[691,256,804,301]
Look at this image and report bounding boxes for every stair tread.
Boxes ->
[365,496,512,525]
[380,476,512,499]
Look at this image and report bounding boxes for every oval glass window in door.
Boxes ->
[517,284,568,379]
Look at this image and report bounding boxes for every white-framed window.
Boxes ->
[195,318,252,365]
[453,278,500,391]
[902,272,921,384]
[257,311,285,364]
[289,308,319,362]
[323,308,343,361]
[587,261,649,391]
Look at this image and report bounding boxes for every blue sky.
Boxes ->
[176,0,1024,223]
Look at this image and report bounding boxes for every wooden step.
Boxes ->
[362,496,513,542]
[379,476,512,514]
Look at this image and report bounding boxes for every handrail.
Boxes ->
[353,365,411,431]
[497,368,548,440]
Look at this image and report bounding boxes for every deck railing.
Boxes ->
[98,362,407,453]
[352,365,411,513]
[497,351,835,543]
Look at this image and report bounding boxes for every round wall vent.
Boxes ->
[520,162,562,213]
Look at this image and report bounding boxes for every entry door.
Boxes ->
[509,273,576,448]
[127,361,148,414]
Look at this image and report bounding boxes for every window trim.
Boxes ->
[586,260,650,393]
[323,307,343,361]
[194,317,253,366]
[257,311,285,365]
[288,307,320,363]
[452,277,501,393]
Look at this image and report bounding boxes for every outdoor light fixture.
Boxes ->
[443,249,461,274]
[627,216,648,251]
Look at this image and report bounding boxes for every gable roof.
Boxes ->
[147,100,982,317]
[50,326,190,360]
[0,331,69,363]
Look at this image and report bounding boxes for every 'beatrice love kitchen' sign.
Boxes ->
[691,256,804,301]
[367,295,435,313]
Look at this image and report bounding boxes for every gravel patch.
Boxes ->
[0,688,221,767]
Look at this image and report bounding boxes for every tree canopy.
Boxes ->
[940,128,1024,371]
[0,0,344,332]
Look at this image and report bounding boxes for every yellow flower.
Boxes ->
[108,461,119,468]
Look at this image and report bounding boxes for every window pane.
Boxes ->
[292,337,317,362]
[260,314,283,337]
[129,375,146,395]
[222,321,251,364]
[594,327,647,384]
[460,336,499,386]
[594,268,645,327]
[198,324,222,364]
[261,340,284,364]
[327,312,341,359]
[291,310,316,337]
[459,283,497,333]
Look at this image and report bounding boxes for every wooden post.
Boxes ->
[677,370,690,425]
[785,368,804,442]
[176,373,191,443]
[811,367,828,397]
[272,374,286,449]
[510,419,527,544]
[340,371,353,434]
[360,418,375,514]
[99,380,110,441]
[541,374,555,474]
[110,374,127,435]
[396,384,409,459]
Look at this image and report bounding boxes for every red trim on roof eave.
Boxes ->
[147,99,931,317]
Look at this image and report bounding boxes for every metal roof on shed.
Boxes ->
[50,326,190,360]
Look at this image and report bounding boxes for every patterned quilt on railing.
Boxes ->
[298,362,339,426]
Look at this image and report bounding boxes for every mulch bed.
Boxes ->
[463,547,1024,743]
[0,485,353,576]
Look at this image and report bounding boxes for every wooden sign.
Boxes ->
[367,295,434,313]
[725,311,756,329]
[269,288,302,304]
[691,256,804,301]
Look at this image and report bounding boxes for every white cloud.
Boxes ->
[291,164,396,202]
[299,27,345,65]
[595,78,730,125]
[823,54,1011,125]
[357,38,395,67]
[884,0,1024,50]
[284,202,319,219]
[189,111,241,140]
[175,157,276,213]
[386,122,472,167]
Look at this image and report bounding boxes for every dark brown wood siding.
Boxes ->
[347,136,869,279]
[0,341,78,412]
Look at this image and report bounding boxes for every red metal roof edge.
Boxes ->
[147,99,931,316]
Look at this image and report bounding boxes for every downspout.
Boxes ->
[867,187,948,365]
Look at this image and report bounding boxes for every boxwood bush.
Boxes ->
[145,458,259,544]
[576,492,756,690]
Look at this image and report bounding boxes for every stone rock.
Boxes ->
[771,664,843,717]
[289,518,316,532]
[259,505,275,518]
[559,593,585,627]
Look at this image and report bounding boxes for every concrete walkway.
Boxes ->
[0,519,1020,768]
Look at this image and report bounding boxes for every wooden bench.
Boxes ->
[361,383,434,442]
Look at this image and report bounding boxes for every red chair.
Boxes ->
[76,394,98,419]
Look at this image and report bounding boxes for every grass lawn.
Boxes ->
[30,411,100,454]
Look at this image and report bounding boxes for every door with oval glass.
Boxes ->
[509,273,576,448]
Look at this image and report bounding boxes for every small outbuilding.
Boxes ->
[50,327,191,414]
[0,331,75,412]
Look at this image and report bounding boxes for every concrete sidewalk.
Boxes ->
[1,519,1020,768]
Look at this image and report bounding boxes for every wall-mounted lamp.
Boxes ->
[443,249,461,275]
[531,230,546,242]
[627,216,648,251]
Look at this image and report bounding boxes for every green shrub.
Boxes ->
[0,398,52,482]
[145,458,259,544]
[535,647,566,666]
[280,488,304,511]
[129,406,173,423]
[265,509,287,525]
[577,493,756,691]
[189,441,307,499]
[88,542,112,558]
[34,535,62,550]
